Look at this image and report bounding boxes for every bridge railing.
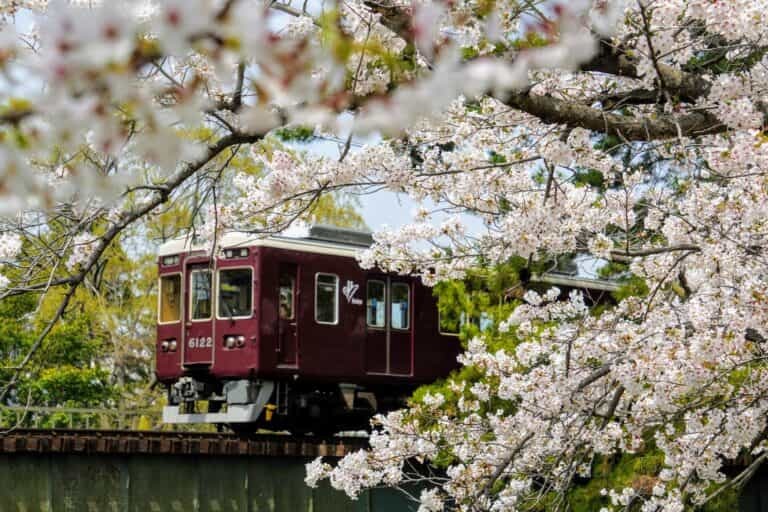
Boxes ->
[0,405,210,431]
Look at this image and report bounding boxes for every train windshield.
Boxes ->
[218,268,252,318]
[159,274,181,323]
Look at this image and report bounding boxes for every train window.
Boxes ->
[190,270,212,320]
[438,310,462,336]
[218,268,253,318]
[478,312,493,331]
[279,274,295,320]
[439,311,490,335]
[159,274,181,323]
[315,273,338,325]
[391,283,410,330]
[366,280,386,328]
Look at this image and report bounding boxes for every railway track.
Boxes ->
[0,428,368,458]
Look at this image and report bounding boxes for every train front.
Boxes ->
[156,234,273,425]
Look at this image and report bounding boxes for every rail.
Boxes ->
[0,428,368,458]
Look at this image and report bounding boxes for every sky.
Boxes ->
[296,130,421,232]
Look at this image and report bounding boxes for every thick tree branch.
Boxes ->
[609,244,701,259]
[601,386,625,428]
[500,91,725,141]
[576,363,612,392]
[477,431,535,507]
[363,0,412,43]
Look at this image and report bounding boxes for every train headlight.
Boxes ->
[225,336,236,348]
[169,339,177,351]
[236,335,245,347]
[223,248,249,259]
[160,340,169,352]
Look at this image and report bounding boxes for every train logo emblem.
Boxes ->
[342,280,362,305]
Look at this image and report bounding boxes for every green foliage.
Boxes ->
[701,486,740,512]
[568,449,665,512]
[408,259,531,446]
[593,134,623,153]
[597,261,628,279]
[461,46,480,60]
[685,45,768,76]
[465,100,483,113]
[0,229,147,410]
[488,150,507,165]
[274,125,316,142]
[20,366,115,407]
[36,315,102,367]
[308,193,367,229]
[573,169,606,191]
[612,275,650,302]
[432,258,526,343]
[511,31,550,50]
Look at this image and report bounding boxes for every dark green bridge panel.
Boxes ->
[0,454,415,512]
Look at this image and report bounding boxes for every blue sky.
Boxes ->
[296,132,421,232]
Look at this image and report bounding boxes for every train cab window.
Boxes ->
[159,274,181,323]
[315,273,339,324]
[279,275,295,320]
[391,283,410,330]
[366,280,386,328]
[190,270,212,320]
[218,268,253,318]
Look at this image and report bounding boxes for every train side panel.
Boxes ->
[252,246,459,385]
[256,246,369,382]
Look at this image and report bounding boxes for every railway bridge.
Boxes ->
[0,427,414,512]
[4,407,768,511]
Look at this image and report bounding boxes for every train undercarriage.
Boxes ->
[163,376,410,435]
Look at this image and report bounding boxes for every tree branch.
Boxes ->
[576,363,612,392]
[477,431,535,507]
[500,91,725,141]
[609,244,701,259]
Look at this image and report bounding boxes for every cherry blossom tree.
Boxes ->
[0,0,766,510]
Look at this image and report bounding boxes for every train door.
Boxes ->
[364,277,413,375]
[184,263,214,365]
[277,263,299,367]
[365,278,387,373]
[388,280,412,375]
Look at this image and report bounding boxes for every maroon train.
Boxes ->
[156,226,462,432]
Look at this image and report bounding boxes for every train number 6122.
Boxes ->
[188,337,213,349]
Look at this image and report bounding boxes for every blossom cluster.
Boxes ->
[301,1,768,509]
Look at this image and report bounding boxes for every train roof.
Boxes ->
[158,227,621,292]
[157,229,371,259]
[531,271,620,292]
